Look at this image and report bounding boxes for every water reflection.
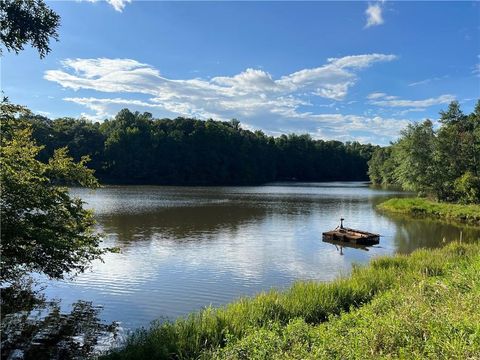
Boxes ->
[98,204,267,245]
[1,280,117,360]
[37,183,480,331]
[322,238,373,255]
[377,211,479,254]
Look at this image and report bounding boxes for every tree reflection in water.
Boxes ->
[376,211,480,254]
[1,279,118,360]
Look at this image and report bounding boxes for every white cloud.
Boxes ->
[473,58,480,77]
[472,55,480,76]
[365,2,384,28]
[370,94,456,108]
[45,54,396,117]
[366,92,386,99]
[283,112,411,142]
[64,97,165,121]
[327,54,395,69]
[43,54,406,143]
[408,75,448,87]
[392,108,428,116]
[107,0,131,12]
[408,78,433,87]
[34,110,52,117]
[80,0,131,12]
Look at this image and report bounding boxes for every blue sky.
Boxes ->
[3,1,479,144]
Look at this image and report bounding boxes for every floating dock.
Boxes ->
[322,219,380,246]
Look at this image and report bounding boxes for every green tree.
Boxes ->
[454,171,480,204]
[367,100,480,204]
[470,100,480,176]
[0,100,106,282]
[393,120,436,196]
[0,0,60,58]
[20,108,375,186]
[435,101,474,201]
[368,146,396,185]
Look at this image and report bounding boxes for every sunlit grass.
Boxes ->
[104,242,480,360]
[209,243,480,359]
[378,197,480,224]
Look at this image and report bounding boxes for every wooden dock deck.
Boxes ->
[322,219,380,246]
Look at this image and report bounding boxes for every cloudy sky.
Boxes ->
[3,1,479,144]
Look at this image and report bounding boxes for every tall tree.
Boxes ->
[367,100,480,203]
[368,146,396,185]
[393,120,436,195]
[435,101,472,201]
[0,100,107,282]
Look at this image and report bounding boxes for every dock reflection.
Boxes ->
[322,237,374,255]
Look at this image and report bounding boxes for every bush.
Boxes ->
[454,172,480,204]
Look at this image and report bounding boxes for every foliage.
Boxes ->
[454,171,480,204]
[367,146,395,185]
[103,242,480,360]
[23,109,377,185]
[377,197,480,225]
[393,120,436,195]
[0,0,60,58]
[0,99,106,282]
[368,100,480,203]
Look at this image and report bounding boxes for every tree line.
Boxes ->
[23,109,377,185]
[368,100,480,204]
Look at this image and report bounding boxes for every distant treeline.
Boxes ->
[368,101,480,204]
[24,109,377,185]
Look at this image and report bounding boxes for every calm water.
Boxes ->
[41,182,480,331]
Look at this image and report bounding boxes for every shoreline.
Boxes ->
[377,198,480,225]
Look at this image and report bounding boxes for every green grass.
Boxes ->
[378,197,480,225]
[104,242,480,360]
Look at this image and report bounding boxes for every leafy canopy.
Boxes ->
[25,109,377,185]
[368,100,480,204]
[0,0,60,58]
[0,99,106,282]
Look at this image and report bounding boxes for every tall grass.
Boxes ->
[211,243,480,359]
[104,242,480,360]
[378,197,480,224]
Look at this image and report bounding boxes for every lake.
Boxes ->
[41,182,480,332]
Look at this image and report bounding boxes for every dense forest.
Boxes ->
[23,109,377,185]
[368,101,480,204]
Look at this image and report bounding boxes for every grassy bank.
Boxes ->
[378,197,480,225]
[104,242,480,360]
